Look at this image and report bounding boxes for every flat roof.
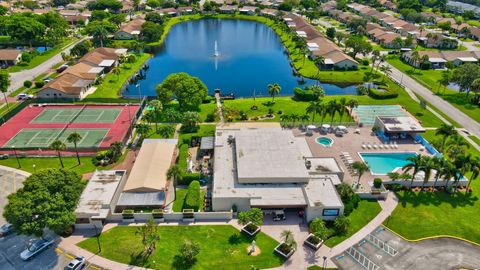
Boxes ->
[304,178,344,208]
[75,170,126,218]
[117,191,165,206]
[123,139,177,193]
[235,128,310,183]
[98,59,115,67]
[377,116,426,133]
[200,136,214,150]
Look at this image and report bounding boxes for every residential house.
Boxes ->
[239,6,256,15]
[158,8,177,16]
[0,49,22,67]
[402,50,480,69]
[36,73,95,100]
[114,18,145,40]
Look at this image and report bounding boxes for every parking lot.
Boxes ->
[333,226,480,270]
[0,167,28,225]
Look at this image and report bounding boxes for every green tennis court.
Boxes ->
[31,108,122,124]
[4,128,110,148]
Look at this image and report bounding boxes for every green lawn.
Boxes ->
[324,200,381,247]
[469,135,480,147]
[387,56,480,123]
[0,157,98,175]
[172,188,206,212]
[84,53,151,101]
[77,225,283,270]
[177,125,216,172]
[467,20,480,27]
[385,129,480,244]
[6,38,79,72]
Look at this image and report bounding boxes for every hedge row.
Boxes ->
[369,87,398,99]
[179,173,200,185]
[184,180,201,211]
[293,87,318,101]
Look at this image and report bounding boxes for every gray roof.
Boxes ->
[200,136,215,150]
[117,192,165,206]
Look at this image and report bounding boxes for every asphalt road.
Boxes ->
[385,62,480,138]
[7,38,88,93]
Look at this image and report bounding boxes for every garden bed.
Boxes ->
[304,234,323,250]
[274,243,295,259]
[241,222,261,237]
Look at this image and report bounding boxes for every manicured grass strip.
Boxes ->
[84,53,151,101]
[387,56,480,123]
[172,188,206,212]
[0,157,97,175]
[77,225,283,270]
[324,200,381,247]
[469,135,480,147]
[6,38,79,72]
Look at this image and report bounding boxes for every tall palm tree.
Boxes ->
[346,99,359,120]
[148,99,163,133]
[280,230,296,250]
[309,84,325,99]
[267,83,281,103]
[290,113,299,127]
[135,123,151,141]
[167,165,183,200]
[0,72,11,110]
[319,103,328,125]
[431,156,447,189]
[50,140,66,168]
[306,101,322,123]
[420,156,435,190]
[279,114,291,126]
[314,56,325,78]
[67,132,83,165]
[352,161,369,188]
[379,65,392,83]
[438,70,451,94]
[435,124,457,151]
[337,98,348,124]
[466,157,480,193]
[327,99,339,125]
[402,154,424,189]
[410,51,420,73]
[471,78,480,103]
[446,135,469,161]
[112,66,121,81]
[300,114,310,126]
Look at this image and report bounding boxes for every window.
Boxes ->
[323,209,340,216]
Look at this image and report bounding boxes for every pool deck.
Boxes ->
[292,126,429,191]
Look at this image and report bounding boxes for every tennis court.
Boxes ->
[352,105,408,125]
[4,128,109,149]
[31,108,122,124]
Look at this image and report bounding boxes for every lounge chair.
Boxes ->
[367,143,372,149]
[394,141,398,149]
[373,142,378,149]
[361,142,366,149]
[379,144,384,149]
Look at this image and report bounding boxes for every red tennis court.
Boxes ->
[0,104,140,152]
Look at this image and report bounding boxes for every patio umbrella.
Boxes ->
[322,124,330,129]
[337,125,347,130]
[307,125,316,130]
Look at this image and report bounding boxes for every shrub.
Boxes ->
[361,58,370,66]
[34,81,45,88]
[369,87,398,99]
[179,173,200,185]
[237,208,263,226]
[373,178,382,188]
[122,209,134,219]
[334,215,350,234]
[205,111,215,122]
[23,80,32,88]
[294,87,317,101]
[184,180,200,211]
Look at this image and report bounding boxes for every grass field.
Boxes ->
[172,188,207,212]
[469,135,480,146]
[387,56,480,123]
[77,225,283,270]
[4,128,109,149]
[324,200,381,247]
[84,53,151,101]
[384,129,480,244]
[0,156,97,175]
[6,38,79,72]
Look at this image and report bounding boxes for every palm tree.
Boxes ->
[337,98,347,124]
[280,230,297,250]
[352,161,369,188]
[466,157,480,193]
[420,156,435,190]
[346,99,358,120]
[309,84,325,99]
[148,100,163,133]
[319,103,328,125]
[402,154,424,189]
[471,78,480,103]
[435,124,457,151]
[442,162,456,189]
[327,99,339,125]
[431,156,447,189]
[167,165,183,201]
[446,135,469,161]
[290,113,299,127]
[135,123,151,141]
[158,124,175,138]
[410,51,420,73]
[112,66,121,81]
[314,56,325,78]
[279,114,291,126]
[67,132,83,165]
[387,172,400,181]
[438,70,451,94]
[0,72,11,110]
[379,65,392,83]
[267,83,281,103]
[300,114,310,127]
[49,140,66,168]
[306,101,322,123]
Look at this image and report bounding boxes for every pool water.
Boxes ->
[359,152,417,175]
[316,137,333,147]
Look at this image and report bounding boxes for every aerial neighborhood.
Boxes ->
[0,0,480,269]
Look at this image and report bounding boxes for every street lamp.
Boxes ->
[12,146,21,168]
[136,83,142,101]
[322,256,327,270]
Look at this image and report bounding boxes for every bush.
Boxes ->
[369,87,398,99]
[23,80,32,88]
[373,178,382,188]
[34,81,45,88]
[237,208,263,226]
[361,59,370,66]
[179,173,200,185]
[294,87,317,101]
[343,194,360,216]
[184,180,200,211]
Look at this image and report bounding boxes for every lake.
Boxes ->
[123,18,357,98]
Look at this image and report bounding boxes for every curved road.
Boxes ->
[7,38,87,93]
[385,62,480,138]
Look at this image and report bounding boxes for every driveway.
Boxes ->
[0,166,29,225]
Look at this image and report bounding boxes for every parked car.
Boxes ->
[0,223,13,237]
[17,93,34,100]
[43,77,53,83]
[56,64,69,73]
[20,238,55,260]
[272,210,286,221]
[65,256,85,270]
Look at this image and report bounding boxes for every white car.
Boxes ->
[17,94,34,100]
[65,256,85,270]
[20,238,55,260]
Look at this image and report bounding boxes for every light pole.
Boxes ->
[12,146,21,168]
[322,256,327,270]
[136,83,142,101]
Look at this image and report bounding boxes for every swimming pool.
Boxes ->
[359,152,417,175]
[316,137,333,147]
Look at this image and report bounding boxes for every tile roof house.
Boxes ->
[402,50,480,69]
[0,49,22,67]
[114,18,146,40]
[36,73,95,100]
